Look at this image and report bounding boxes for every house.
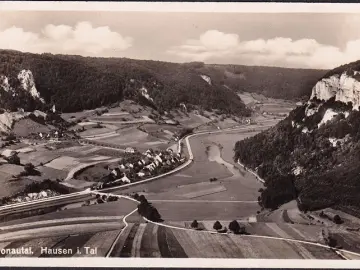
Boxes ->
[119,164,126,170]
[137,171,145,177]
[121,174,131,183]
[125,147,135,154]
[111,169,118,177]
[155,155,163,163]
[34,110,47,119]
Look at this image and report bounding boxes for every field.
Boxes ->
[18,150,60,167]
[45,156,81,171]
[75,164,109,182]
[0,197,139,227]
[0,177,33,198]
[0,164,24,176]
[12,118,50,137]
[0,221,337,258]
[152,201,260,221]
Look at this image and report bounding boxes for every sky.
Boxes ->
[1,11,360,69]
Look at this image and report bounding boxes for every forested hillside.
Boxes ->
[0,50,325,115]
[0,50,249,116]
[199,64,326,100]
[234,60,360,214]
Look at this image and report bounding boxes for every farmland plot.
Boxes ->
[109,223,135,257]
[6,236,65,257]
[152,201,259,221]
[40,234,95,257]
[157,226,187,258]
[0,176,33,198]
[45,156,81,171]
[0,164,24,176]
[74,230,121,257]
[140,223,161,258]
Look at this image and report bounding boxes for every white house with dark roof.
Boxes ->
[125,147,135,154]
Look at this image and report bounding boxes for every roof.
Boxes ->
[1,149,16,157]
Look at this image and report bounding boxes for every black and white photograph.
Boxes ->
[0,1,360,265]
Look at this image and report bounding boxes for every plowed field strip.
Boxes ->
[109,224,134,257]
[151,224,161,258]
[157,226,187,258]
[228,234,259,258]
[245,237,277,258]
[119,223,139,257]
[165,228,187,258]
[171,229,201,257]
[131,223,146,257]
[211,234,245,258]
[194,232,229,258]
[74,230,120,257]
[0,240,29,258]
[7,236,64,257]
[40,234,94,257]
[140,223,161,258]
[265,223,314,259]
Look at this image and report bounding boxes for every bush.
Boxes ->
[213,221,222,231]
[24,163,40,176]
[229,220,241,234]
[333,214,343,224]
[7,153,20,165]
[97,198,104,204]
[191,220,198,229]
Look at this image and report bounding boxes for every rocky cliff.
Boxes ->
[234,60,360,213]
[310,71,360,110]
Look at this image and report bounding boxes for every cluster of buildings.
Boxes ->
[97,148,185,188]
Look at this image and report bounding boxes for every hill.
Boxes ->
[0,50,326,116]
[197,64,326,100]
[0,50,250,116]
[234,59,360,215]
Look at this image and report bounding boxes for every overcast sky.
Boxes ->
[1,11,360,69]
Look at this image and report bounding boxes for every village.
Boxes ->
[92,145,185,190]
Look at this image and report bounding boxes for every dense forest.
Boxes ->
[198,64,326,100]
[0,50,326,115]
[234,97,360,213]
[0,50,249,116]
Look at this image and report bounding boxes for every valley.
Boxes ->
[1,92,359,260]
[0,49,359,260]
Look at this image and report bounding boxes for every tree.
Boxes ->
[7,153,20,165]
[133,193,139,200]
[333,214,343,224]
[24,163,36,174]
[191,220,198,229]
[327,236,338,248]
[229,220,241,234]
[213,221,222,231]
[138,195,148,203]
